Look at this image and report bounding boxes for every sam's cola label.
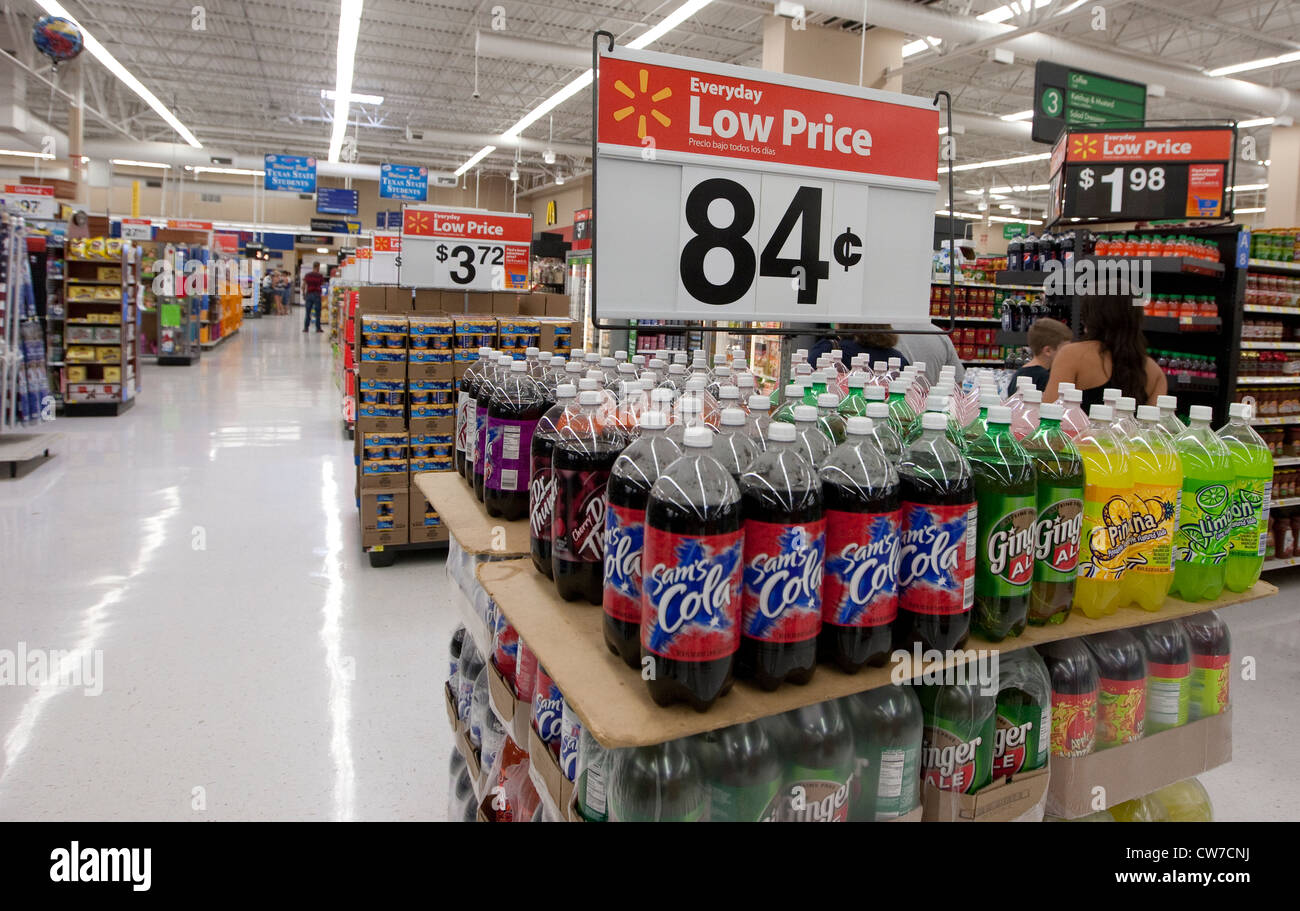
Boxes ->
[822,509,900,628]
[491,612,518,684]
[1097,677,1145,747]
[559,703,581,782]
[782,769,852,822]
[976,499,1036,598]
[741,519,826,643]
[993,702,1049,777]
[641,527,744,662]
[1050,690,1096,757]
[553,469,608,564]
[1034,487,1082,583]
[531,666,563,753]
[528,451,555,542]
[921,718,992,794]
[603,504,645,623]
[898,501,976,616]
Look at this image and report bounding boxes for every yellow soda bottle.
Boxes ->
[1074,404,1132,618]
[1118,405,1183,611]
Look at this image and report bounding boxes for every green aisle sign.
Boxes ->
[1003,223,1029,239]
[1032,62,1145,144]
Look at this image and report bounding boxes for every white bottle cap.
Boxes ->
[748,394,771,411]
[845,416,875,436]
[579,390,602,406]
[831,349,843,359]
[615,350,628,360]
[556,383,577,398]
[679,397,703,414]
[684,426,713,448]
[874,361,887,372]
[539,352,553,363]
[478,346,493,356]
[673,352,687,364]
[1065,388,1083,403]
[640,410,668,430]
[866,402,890,419]
[685,378,706,391]
[914,361,927,372]
[716,366,732,376]
[1137,405,1161,422]
[847,374,866,388]
[1116,396,1136,413]
[934,383,954,398]
[585,352,600,363]
[1189,404,1213,421]
[737,374,756,388]
[719,385,740,400]
[865,385,887,401]
[526,347,540,356]
[713,353,727,365]
[817,393,839,408]
[566,361,583,374]
[668,363,686,375]
[618,362,636,374]
[926,395,950,411]
[988,405,1012,424]
[1228,402,1249,418]
[579,378,600,391]
[632,355,645,366]
[511,361,527,372]
[1102,388,1121,403]
[1090,404,1114,421]
[980,391,1001,407]
[498,355,513,366]
[922,412,948,431]
[648,358,665,370]
[587,368,605,381]
[793,405,817,422]
[889,379,910,394]
[1157,395,1177,410]
[785,384,803,398]
[1059,382,1076,394]
[721,407,747,427]
[1040,402,1064,420]
[888,357,901,368]
[601,357,616,367]
[769,422,797,442]
[651,388,675,404]
[1023,388,1042,404]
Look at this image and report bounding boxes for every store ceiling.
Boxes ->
[6,0,1297,218]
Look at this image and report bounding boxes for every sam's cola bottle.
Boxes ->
[484,361,546,521]
[819,417,901,672]
[553,390,628,604]
[916,680,995,796]
[779,701,855,821]
[1021,402,1083,624]
[1084,630,1146,749]
[841,687,922,820]
[642,426,745,712]
[897,412,977,651]
[603,410,682,669]
[1036,639,1098,757]
[737,422,826,690]
[993,648,1052,779]
[704,720,784,822]
[968,406,1037,641]
[608,738,707,822]
[531,663,564,758]
[530,383,577,579]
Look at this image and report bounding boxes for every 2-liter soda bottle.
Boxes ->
[1136,619,1191,733]
[1171,405,1234,602]
[1217,402,1273,592]
[608,738,707,821]
[1183,611,1231,720]
[484,360,546,521]
[1037,638,1098,758]
[1021,401,1083,624]
[1074,404,1133,618]
[992,648,1052,779]
[840,686,922,821]
[530,383,577,578]
[1084,630,1146,749]
[1118,405,1182,611]
[916,681,995,796]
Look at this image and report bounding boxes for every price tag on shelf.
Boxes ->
[1,184,58,219]
[594,45,938,324]
[399,206,531,291]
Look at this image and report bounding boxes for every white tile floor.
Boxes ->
[0,312,1295,821]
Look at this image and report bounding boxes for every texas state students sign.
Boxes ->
[594,45,939,324]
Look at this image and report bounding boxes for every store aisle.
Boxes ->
[0,317,457,820]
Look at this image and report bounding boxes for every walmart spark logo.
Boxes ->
[405,209,432,235]
[612,68,672,140]
[1071,135,1100,160]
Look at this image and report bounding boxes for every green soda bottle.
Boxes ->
[916,681,995,796]
[968,406,1037,640]
[1217,402,1273,592]
[771,383,804,425]
[1171,405,1235,602]
[886,378,918,439]
[963,389,1001,449]
[815,393,847,444]
[1021,401,1084,625]
[805,370,830,405]
[837,374,870,420]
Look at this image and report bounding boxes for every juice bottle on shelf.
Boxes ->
[1182,610,1231,720]
[1217,402,1273,592]
[1074,404,1133,618]
[1083,630,1147,749]
[1118,406,1182,612]
[1136,619,1191,733]
[1171,405,1234,603]
[1022,402,1084,625]
[1037,639,1098,758]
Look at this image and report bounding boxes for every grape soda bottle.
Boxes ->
[484,361,546,521]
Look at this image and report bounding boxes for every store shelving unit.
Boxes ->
[61,242,140,415]
[1249,258,1300,273]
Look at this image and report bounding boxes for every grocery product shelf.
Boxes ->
[1167,374,1220,391]
[475,557,1274,750]
[962,358,1006,366]
[1241,340,1300,349]
[1250,415,1300,426]
[1262,556,1300,572]
[1243,299,1300,314]
[1248,258,1300,274]
[931,316,1002,325]
[1272,455,1300,467]
[1271,496,1300,508]
[1142,316,1221,333]
[930,279,1042,292]
[1237,375,1300,385]
[1077,254,1225,277]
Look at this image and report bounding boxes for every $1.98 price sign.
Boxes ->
[399,205,532,291]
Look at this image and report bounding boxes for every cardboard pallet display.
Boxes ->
[528,725,575,822]
[921,767,1050,823]
[446,681,485,801]
[487,658,532,748]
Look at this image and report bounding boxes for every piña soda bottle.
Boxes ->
[1021,402,1083,625]
[1118,406,1182,611]
[1217,402,1272,592]
[1073,404,1132,618]
[1171,406,1234,602]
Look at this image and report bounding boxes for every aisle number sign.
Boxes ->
[594,46,939,324]
[399,205,531,290]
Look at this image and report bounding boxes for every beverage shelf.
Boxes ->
[996,270,1046,287]
[413,470,530,557]
[929,316,1002,325]
[1250,415,1300,426]
[1168,374,1220,391]
[930,278,1042,292]
[1237,375,1300,385]
[476,557,1274,750]
[1143,316,1221,333]
[962,358,1005,366]
[1077,254,1225,277]
[1273,496,1300,508]
[1272,456,1300,467]
[1242,304,1300,316]
[1248,258,1300,274]
[1241,340,1300,349]
[1262,556,1300,572]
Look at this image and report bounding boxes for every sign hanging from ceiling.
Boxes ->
[1047,127,1233,224]
[264,154,317,193]
[1032,61,1146,145]
[380,163,429,201]
[399,205,532,290]
[594,45,939,325]
[317,187,359,215]
[310,217,362,234]
[370,232,401,284]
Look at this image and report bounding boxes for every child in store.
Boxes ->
[1011,317,1073,391]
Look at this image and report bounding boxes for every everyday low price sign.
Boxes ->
[264,154,317,193]
[1,184,58,219]
[380,163,429,201]
[399,206,531,290]
[370,232,401,284]
[594,45,938,324]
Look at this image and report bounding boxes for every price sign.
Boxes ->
[370,232,401,284]
[398,206,531,290]
[1049,127,1232,223]
[1,184,58,219]
[595,45,938,324]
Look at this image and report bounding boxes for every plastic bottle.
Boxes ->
[1110,395,1141,442]
[816,392,847,444]
[837,374,870,420]
[705,721,784,821]
[963,390,1001,449]
[778,700,856,820]
[840,687,922,820]
[1182,611,1231,720]
[771,383,804,425]
[1060,387,1089,439]
[1037,639,1098,758]
[791,404,834,469]
[456,346,493,479]
[603,411,682,668]
[916,682,995,795]
[1074,404,1133,618]
[1171,405,1234,602]
[1084,630,1147,748]
[1217,402,1273,592]
[819,417,901,671]
[897,412,978,651]
[737,423,825,690]
[745,393,772,452]
[865,402,903,464]
[1118,406,1183,612]
[1011,387,1042,442]
[531,389,577,579]
[713,407,760,484]
[1149,778,1213,822]
[641,426,745,712]
[666,395,709,447]
[483,361,546,520]
[608,739,707,821]
[1156,394,1185,439]
[1022,402,1084,625]
[474,356,512,501]
[1136,619,1191,733]
[993,649,1053,779]
[886,378,918,439]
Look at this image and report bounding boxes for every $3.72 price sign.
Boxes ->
[399,205,532,291]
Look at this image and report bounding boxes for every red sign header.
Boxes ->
[168,219,213,231]
[598,52,938,182]
[373,235,401,252]
[403,207,531,244]
[1061,129,1233,164]
[4,184,54,196]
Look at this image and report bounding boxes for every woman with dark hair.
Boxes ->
[809,326,909,368]
[1044,295,1166,407]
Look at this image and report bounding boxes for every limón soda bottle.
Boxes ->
[1117,405,1182,611]
[1217,402,1273,592]
[1073,404,1132,618]
[1171,405,1234,602]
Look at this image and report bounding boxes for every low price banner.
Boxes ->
[264,154,317,193]
[399,206,531,290]
[380,163,429,202]
[370,232,401,284]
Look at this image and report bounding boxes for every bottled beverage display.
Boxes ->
[1037,638,1098,758]
[738,423,825,690]
[816,393,847,444]
[791,404,834,468]
[1217,402,1273,592]
[917,681,995,795]
[1117,406,1182,612]
[864,402,903,464]
[553,390,628,604]
[1084,630,1147,749]
[703,720,784,822]
[483,361,546,520]
[474,356,511,501]
[1022,402,1084,625]
[608,739,707,821]
[968,406,1036,641]
[1075,405,1132,618]
[576,727,611,822]
[456,347,492,479]
[841,687,922,820]
[642,426,745,712]
[745,394,772,452]
[993,648,1052,779]
[1171,405,1234,602]
[818,418,901,672]
[603,411,682,669]
[531,663,564,757]
[713,407,759,483]
[897,412,977,651]
[779,700,856,820]
[1182,611,1231,720]
[1136,619,1191,733]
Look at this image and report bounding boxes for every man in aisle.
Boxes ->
[302,263,325,332]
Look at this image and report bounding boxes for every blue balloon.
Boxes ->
[33,16,84,64]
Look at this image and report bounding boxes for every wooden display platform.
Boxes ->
[413,470,530,557]
[477,557,1274,749]
[0,432,61,478]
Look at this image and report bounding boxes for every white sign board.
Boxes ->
[399,205,532,290]
[1,184,58,220]
[369,232,400,285]
[120,218,153,241]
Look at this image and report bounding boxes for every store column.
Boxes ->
[1264,126,1300,225]
[760,14,904,91]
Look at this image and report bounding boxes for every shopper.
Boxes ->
[810,327,908,368]
[1011,317,1073,392]
[302,264,325,333]
[893,320,964,385]
[1044,295,1167,407]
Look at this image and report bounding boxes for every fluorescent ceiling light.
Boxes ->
[1237,117,1275,129]
[322,89,383,105]
[627,0,713,48]
[0,149,55,159]
[988,215,1043,225]
[1000,110,1034,122]
[1206,51,1300,78]
[328,0,365,163]
[186,165,265,176]
[1236,207,1266,214]
[1229,183,1269,192]
[997,203,1015,209]
[455,145,496,177]
[111,159,171,169]
[317,247,331,253]
[942,152,1051,173]
[935,209,985,220]
[35,1,201,148]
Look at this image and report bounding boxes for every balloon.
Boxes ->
[32,16,84,65]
